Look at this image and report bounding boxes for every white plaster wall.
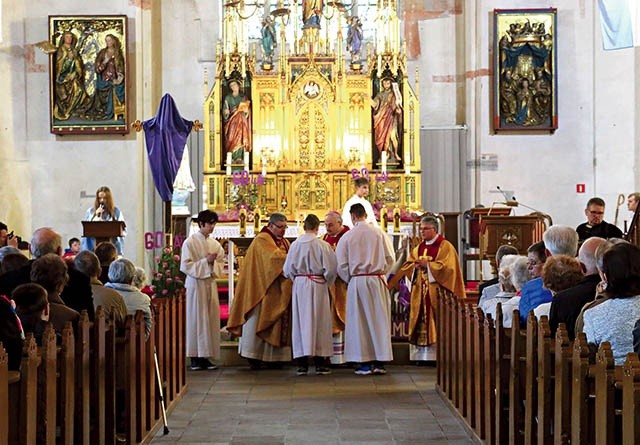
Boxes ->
[0,0,144,262]
[465,1,636,229]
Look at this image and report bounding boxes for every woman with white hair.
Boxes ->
[479,254,519,319]
[105,258,153,337]
[496,256,530,328]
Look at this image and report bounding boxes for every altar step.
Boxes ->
[218,340,412,367]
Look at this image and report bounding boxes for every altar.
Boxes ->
[202,0,422,220]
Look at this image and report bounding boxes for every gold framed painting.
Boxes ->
[493,9,557,133]
[48,15,129,135]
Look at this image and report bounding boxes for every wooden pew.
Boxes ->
[553,324,572,445]
[508,309,526,445]
[536,316,554,445]
[622,353,640,444]
[472,307,485,439]
[594,342,623,445]
[494,303,510,444]
[571,333,596,444]
[75,311,91,445]
[1,294,187,445]
[17,335,39,445]
[38,324,57,445]
[59,323,76,445]
[524,312,538,445]
[482,313,496,444]
[91,307,107,445]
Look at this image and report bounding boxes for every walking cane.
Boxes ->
[154,347,170,435]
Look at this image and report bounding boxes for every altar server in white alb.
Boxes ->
[341,176,377,228]
[180,209,225,371]
[336,203,395,375]
[284,213,338,376]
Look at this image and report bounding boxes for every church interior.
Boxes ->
[2,0,640,443]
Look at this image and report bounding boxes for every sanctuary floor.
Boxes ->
[149,365,475,445]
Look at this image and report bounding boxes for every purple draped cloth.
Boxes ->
[143,94,193,202]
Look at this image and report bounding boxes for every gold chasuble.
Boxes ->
[321,226,349,334]
[227,228,292,347]
[388,235,465,346]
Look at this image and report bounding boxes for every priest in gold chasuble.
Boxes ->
[388,216,466,362]
[227,213,292,367]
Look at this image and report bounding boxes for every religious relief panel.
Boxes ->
[296,174,328,211]
[493,9,557,132]
[47,15,128,134]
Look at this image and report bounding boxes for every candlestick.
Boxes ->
[239,207,247,237]
[393,206,401,233]
[226,152,232,176]
[243,151,250,171]
[380,206,388,232]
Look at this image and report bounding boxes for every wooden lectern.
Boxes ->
[82,221,125,246]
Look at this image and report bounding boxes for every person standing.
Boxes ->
[321,211,349,364]
[283,214,337,375]
[180,210,225,371]
[227,213,292,369]
[576,197,623,243]
[628,192,640,213]
[388,216,466,363]
[336,203,395,375]
[82,186,126,255]
[341,177,376,228]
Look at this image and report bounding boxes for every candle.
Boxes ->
[243,151,250,171]
[381,150,387,174]
[262,155,267,177]
[226,152,232,176]
[404,151,410,175]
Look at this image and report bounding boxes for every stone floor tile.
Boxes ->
[151,365,475,445]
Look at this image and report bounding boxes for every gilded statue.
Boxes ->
[302,0,323,29]
[261,16,277,63]
[222,79,252,161]
[371,77,403,161]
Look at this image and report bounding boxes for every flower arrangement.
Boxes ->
[150,247,184,298]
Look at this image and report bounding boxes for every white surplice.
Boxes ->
[283,233,338,359]
[180,231,225,358]
[341,195,377,228]
[336,221,395,362]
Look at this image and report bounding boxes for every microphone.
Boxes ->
[496,186,511,203]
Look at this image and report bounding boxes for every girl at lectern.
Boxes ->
[81,186,126,255]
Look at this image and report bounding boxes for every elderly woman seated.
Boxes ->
[481,255,530,328]
[583,242,640,364]
[479,254,519,315]
[105,258,153,337]
[533,255,584,319]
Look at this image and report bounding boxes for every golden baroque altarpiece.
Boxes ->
[204,0,421,220]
